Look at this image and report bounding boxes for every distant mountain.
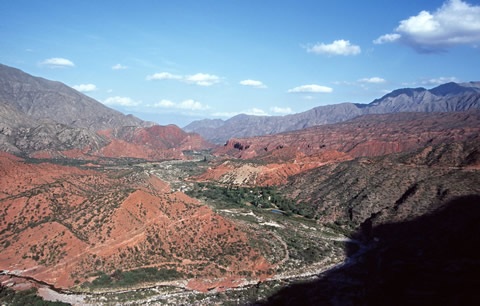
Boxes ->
[0,64,213,160]
[0,63,153,131]
[184,82,480,143]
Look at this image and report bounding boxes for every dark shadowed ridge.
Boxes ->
[184,82,480,144]
[258,195,480,305]
[0,63,153,131]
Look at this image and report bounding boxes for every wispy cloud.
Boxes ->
[287,84,333,93]
[103,96,140,106]
[270,106,292,114]
[306,39,361,56]
[421,76,460,85]
[150,99,210,111]
[112,63,127,70]
[245,108,269,116]
[72,84,97,92]
[358,77,386,84]
[184,73,220,86]
[146,72,182,80]
[211,111,241,117]
[40,57,75,68]
[373,33,401,44]
[239,79,267,88]
[146,72,220,86]
[374,0,480,52]
[212,108,269,117]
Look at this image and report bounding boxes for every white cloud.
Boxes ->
[146,72,220,86]
[72,84,97,92]
[379,89,392,94]
[153,99,176,108]
[374,0,480,51]
[178,99,210,110]
[306,39,361,56]
[421,76,460,85]
[212,111,240,117]
[40,57,75,68]
[244,108,269,116]
[151,99,210,111]
[358,77,386,84]
[212,108,269,117]
[287,84,333,93]
[146,72,182,80]
[373,33,401,44]
[103,96,140,106]
[112,63,127,70]
[184,73,220,86]
[271,106,293,114]
[239,79,267,88]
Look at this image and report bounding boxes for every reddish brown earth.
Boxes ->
[0,153,271,289]
[96,125,215,160]
[194,148,351,186]
[20,124,214,161]
[215,111,480,160]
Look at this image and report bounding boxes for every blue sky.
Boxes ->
[1,0,480,127]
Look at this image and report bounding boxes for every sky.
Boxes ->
[1,0,480,127]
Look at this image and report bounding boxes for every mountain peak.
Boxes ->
[185,81,480,143]
[0,63,152,131]
[429,82,477,96]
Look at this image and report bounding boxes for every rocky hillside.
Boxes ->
[281,139,480,227]
[0,153,271,289]
[215,111,480,159]
[96,125,215,160]
[184,82,480,143]
[0,63,152,131]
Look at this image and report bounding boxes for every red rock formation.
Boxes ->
[194,149,352,186]
[215,111,480,160]
[96,125,215,160]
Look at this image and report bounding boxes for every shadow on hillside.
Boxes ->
[258,195,480,306]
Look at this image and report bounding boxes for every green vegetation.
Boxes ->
[81,267,184,290]
[0,286,69,306]
[187,183,316,218]
[325,220,356,237]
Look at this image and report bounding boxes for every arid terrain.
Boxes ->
[1,64,480,305]
[2,110,480,304]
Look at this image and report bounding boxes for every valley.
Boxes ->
[1,64,479,305]
[2,129,479,304]
[0,153,356,305]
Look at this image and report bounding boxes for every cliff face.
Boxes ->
[215,111,480,159]
[184,82,480,143]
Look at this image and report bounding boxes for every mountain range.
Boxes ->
[184,81,480,143]
[0,64,212,159]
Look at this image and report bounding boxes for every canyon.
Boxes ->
[1,64,479,304]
